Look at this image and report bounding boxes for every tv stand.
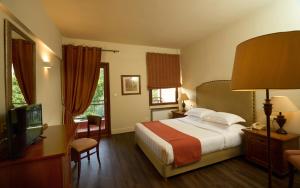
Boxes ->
[0,125,76,188]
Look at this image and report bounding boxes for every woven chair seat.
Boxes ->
[71,138,97,152]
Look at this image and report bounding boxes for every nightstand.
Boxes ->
[171,110,187,118]
[242,129,299,176]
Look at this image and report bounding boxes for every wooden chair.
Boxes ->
[71,115,102,182]
[285,150,300,188]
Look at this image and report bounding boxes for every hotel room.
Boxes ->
[0,0,300,188]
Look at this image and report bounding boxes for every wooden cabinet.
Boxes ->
[243,129,299,176]
[171,110,187,118]
[0,125,75,188]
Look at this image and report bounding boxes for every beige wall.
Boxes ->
[181,0,300,133]
[63,37,180,134]
[0,4,63,130]
[1,0,62,57]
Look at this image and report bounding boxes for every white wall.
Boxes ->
[63,37,180,134]
[181,0,300,133]
[0,3,63,132]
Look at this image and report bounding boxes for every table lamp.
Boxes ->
[180,93,189,112]
[231,31,300,188]
[271,96,298,134]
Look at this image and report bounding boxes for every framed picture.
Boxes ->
[121,75,141,95]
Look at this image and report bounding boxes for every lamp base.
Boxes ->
[182,101,186,112]
[275,112,287,135]
[276,128,287,134]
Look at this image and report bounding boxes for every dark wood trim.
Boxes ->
[149,88,178,106]
[101,63,111,136]
[121,75,141,95]
[4,19,36,114]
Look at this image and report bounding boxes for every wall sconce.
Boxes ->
[42,53,52,69]
[43,61,52,69]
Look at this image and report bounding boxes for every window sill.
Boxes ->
[149,104,179,110]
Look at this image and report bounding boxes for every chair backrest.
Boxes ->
[87,115,102,142]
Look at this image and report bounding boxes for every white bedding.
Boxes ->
[135,116,245,165]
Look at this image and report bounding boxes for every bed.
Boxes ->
[135,80,255,178]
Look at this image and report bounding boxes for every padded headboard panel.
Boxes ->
[196,80,255,126]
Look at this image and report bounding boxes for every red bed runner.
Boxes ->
[142,121,201,167]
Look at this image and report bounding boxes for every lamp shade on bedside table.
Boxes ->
[271,96,298,134]
[231,31,300,188]
[180,93,189,101]
[271,96,298,113]
[179,93,189,112]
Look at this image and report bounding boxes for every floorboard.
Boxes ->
[72,132,300,188]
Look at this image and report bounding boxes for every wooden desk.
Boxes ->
[0,125,76,188]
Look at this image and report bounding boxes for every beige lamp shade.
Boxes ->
[180,93,189,101]
[231,31,300,90]
[271,96,298,113]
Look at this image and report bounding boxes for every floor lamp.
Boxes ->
[231,31,300,188]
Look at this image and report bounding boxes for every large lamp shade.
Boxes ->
[231,31,300,90]
[231,31,300,188]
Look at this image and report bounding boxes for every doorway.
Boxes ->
[100,63,111,136]
[76,62,111,137]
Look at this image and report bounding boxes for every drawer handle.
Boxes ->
[257,138,265,143]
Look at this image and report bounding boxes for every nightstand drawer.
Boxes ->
[247,135,268,166]
[254,135,267,144]
[171,110,186,118]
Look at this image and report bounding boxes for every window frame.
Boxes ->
[149,87,178,106]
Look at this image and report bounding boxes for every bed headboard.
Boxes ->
[196,80,255,126]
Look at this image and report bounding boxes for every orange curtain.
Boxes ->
[146,52,181,89]
[63,45,101,127]
[12,39,35,104]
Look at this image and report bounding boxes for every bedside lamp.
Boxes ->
[179,93,189,112]
[231,31,300,188]
[271,96,298,134]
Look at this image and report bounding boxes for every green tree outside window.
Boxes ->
[82,68,105,117]
[12,70,26,107]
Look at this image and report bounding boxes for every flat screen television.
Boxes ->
[7,104,43,158]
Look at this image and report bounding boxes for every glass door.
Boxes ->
[81,63,111,136]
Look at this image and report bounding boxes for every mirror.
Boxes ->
[0,20,36,156]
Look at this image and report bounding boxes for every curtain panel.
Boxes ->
[12,39,35,104]
[63,45,101,128]
[146,53,181,89]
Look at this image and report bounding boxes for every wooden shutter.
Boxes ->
[146,53,181,89]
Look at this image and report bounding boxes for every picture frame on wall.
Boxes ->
[121,75,141,95]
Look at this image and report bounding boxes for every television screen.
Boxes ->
[25,104,43,145]
[8,104,43,158]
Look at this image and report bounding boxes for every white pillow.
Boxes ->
[184,108,215,118]
[202,112,246,126]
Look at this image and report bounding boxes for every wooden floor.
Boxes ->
[72,132,300,188]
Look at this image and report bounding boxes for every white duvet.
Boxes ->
[135,116,245,165]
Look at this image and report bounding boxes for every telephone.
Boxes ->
[252,122,266,130]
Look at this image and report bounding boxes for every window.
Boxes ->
[149,88,178,105]
[81,68,105,117]
[12,66,26,107]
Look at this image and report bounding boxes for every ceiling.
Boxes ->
[42,0,272,48]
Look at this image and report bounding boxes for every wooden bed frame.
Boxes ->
[135,80,255,178]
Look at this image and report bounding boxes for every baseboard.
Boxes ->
[111,127,134,135]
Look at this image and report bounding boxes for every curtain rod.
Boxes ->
[102,49,120,53]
